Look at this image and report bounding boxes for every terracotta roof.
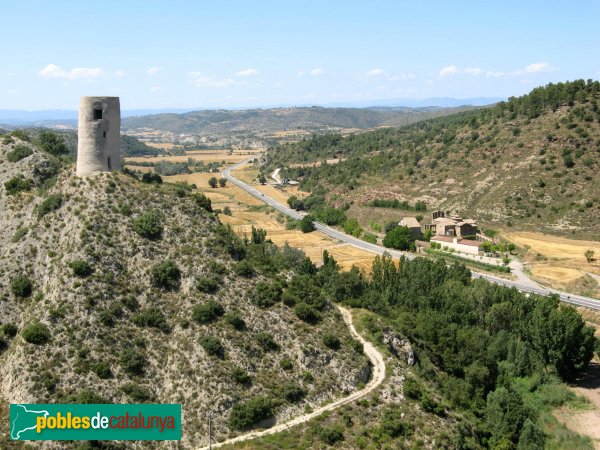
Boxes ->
[400,217,421,228]
[459,239,482,247]
[433,217,457,225]
[431,236,454,243]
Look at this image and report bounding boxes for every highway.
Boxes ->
[222,159,600,311]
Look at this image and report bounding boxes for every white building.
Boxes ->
[431,236,483,255]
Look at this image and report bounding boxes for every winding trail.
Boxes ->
[198,306,386,449]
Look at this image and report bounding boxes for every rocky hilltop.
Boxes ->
[0,132,370,448]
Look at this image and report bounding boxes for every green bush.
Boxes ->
[229,396,274,430]
[11,275,33,298]
[121,383,152,402]
[250,281,282,308]
[120,349,148,376]
[141,172,163,184]
[6,144,33,162]
[22,323,50,344]
[132,308,170,332]
[280,358,293,371]
[92,361,112,379]
[192,300,224,324]
[224,310,246,330]
[322,334,341,350]
[38,130,68,156]
[403,377,421,400]
[294,303,322,323]
[383,225,414,251]
[299,215,316,233]
[276,382,305,403]
[315,426,344,445]
[132,211,163,240]
[200,336,224,358]
[195,275,220,293]
[150,260,181,291]
[37,194,63,217]
[1,323,18,338]
[379,408,413,438]
[234,260,255,277]
[256,332,279,351]
[68,260,93,277]
[4,176,32,195]
[193,193,212,212]
[232,367,252,385]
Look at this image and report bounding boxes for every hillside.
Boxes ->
[122,106,475,135]
[0,133,370,448]
[267,80,600,237]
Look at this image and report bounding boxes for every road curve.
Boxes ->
[223,158,600,312]
[197,305,386,449]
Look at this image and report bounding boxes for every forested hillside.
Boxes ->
[267,80,600,236]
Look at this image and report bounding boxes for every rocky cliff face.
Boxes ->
[0,132,370,448]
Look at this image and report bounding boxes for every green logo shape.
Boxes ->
[10,404,181,440]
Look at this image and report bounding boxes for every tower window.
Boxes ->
[103,131,106,138]
[107,157,112,170]
[93,109,103,120]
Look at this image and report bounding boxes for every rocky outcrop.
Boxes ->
[383,330,415,366]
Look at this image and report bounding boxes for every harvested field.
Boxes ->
[531,266,583,283]
[145,142,178,150]
[125,150,250,165]
[506,232,600,262]
[124,165,153,173]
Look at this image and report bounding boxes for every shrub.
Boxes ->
[22,323,50,344]
[223,206,232,215]
[141,172,163,184]
[383,225,414,251]
[250,281,282,308]
[195,275,220,293]
[4,176,32,195]
[121,383,152,402]
[150,260,181,291]
[229,396,274,430]
[68,260,93,277]
[1,323,18,338]
[6,144,33,162]
[323,334,341,350]
[192,300,224,324]
[280,358,293,371]
[234,260,255,277]
[132,308,170,332]
[120,349,148,376]
[224,310,246,330]
[256,332,279,351]
[37,194,63,217]
[232,367,252,385]
[294,303,322,323]
[379,408,412,438]
[38,130,68,156]
[200,336,223,357]
[11,275,33,298]
[132,211,163,240]
[403,377,421,400]
[299,215,316,233]
[277,382,305,403]
[315,426,344,445]
[92,361,112,379]
[194,193,212,212]
[208,177,218,188]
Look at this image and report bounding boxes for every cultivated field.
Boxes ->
[125,150,251,165]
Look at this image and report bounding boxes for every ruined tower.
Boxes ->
[76,96,121,177]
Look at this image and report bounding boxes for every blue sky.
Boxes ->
[2,1,599,110]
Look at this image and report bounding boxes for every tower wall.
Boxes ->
[76,96,121,177]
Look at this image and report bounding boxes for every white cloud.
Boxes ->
[365,68,386,77]
[524,62,557,73]
[390,72,416,80]
[190,72,236,88]
[39,64,103,80]
[439,65,459,77]
[236,68,259,77]
[115,69,126,77]
[149,86,162,92]
[147,66,162,75]
[309,68,324,76]
[463,67,483,76]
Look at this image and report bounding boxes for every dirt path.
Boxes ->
[555,361,600,449]
[197,305,387,449]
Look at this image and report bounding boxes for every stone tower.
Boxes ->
[76,96,121,177]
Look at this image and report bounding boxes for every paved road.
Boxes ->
[222,159,600,311]
[197,306,386,450]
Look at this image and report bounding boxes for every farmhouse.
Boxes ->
[399,217,422,239]
[431,236,483,255]
[423,210,478,237]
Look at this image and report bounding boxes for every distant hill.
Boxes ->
[267,80,600,237]
[121,106,477,134]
